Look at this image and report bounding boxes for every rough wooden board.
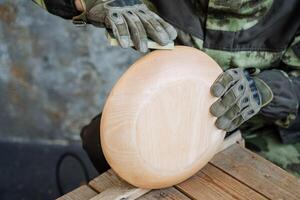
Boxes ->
[89,170,126,192]
[56,185,97,200]
[89,169,191,200]
[89,186,150,200]
[175,163,268,200]
[138,188,191,200]
[211,144,300,200]
[89,170,150,199]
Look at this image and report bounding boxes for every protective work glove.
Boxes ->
[73,0,177,52]
[210,68,273,132]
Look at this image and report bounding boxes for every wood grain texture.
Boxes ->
[138,188,191,200]
[57,144,300,200]
[89,170,150,200]
[89,187,148,200]
[211,144,300,200]
[56,185,97,200]
[101,46,225,188]
[176,163,268,200]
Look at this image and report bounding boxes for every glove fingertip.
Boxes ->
[215,116,232,131]
[167,26,177,41]
[156,31,170,46]
[215,118,226,130]
[210,104,223,118]
[210,83,224,97]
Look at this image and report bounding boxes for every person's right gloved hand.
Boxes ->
[73,0,177,52]
[210,68,299,132]
[210,68,273,132]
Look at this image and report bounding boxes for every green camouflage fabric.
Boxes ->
[206,0,273,31]
[242,126,300,178]
[189,37,284,71]
[282,36,300,69]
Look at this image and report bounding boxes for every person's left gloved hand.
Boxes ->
[73,0,177,52]
[210,68,273,132]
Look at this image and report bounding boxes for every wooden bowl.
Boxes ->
[100,46,225,189]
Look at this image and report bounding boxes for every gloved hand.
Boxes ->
[73,0,177,52]
[210,68,273,132]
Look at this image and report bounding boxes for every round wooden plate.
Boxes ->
[100,46,226,189]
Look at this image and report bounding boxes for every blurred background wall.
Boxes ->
[0,0,141,143]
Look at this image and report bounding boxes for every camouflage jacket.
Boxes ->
[147,0,300,71]
[33,0,300,71]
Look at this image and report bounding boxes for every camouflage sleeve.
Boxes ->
[32,0,80,19]
[271,31,300,128]
[282,31,300,70]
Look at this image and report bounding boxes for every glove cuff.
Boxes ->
[36,0,82,19]
[72,0,96,25]
[253,77,273,107]
[257,70,299,128]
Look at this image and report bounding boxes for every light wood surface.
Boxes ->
[211,144,300,200]
[138,188,191,200]
[89,169,190,200]
[56,185,97,200]
[57,144,300,200]
[218,130,244,152]
[89,170,150,200]
[176,163,267,200]
[100,46,225,189]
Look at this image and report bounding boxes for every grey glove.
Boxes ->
[73,0,177,52]
[210,68,273,132]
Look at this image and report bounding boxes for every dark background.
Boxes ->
[0,0,142,199]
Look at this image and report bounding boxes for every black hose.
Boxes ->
[55,152,90,195]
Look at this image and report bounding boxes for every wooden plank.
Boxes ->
[89,187,149,200]
[56,185,98,200]
[89,169,191,200]
[211,144,300,200]
[175,163,267,200]
[89,170,150,200]
[218,130,244,153]
[138,188,191,200]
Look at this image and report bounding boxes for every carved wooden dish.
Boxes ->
[100,46,225,189]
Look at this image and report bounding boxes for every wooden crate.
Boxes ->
[57,137,300,200]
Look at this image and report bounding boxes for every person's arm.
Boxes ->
[210,30,300,143]
[32,0,177,52]
[273,31,300,143]
[32,0,82,19]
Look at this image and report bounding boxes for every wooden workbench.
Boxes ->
[57,144,300,200]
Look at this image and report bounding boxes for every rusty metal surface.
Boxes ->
[0,0,141,142]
